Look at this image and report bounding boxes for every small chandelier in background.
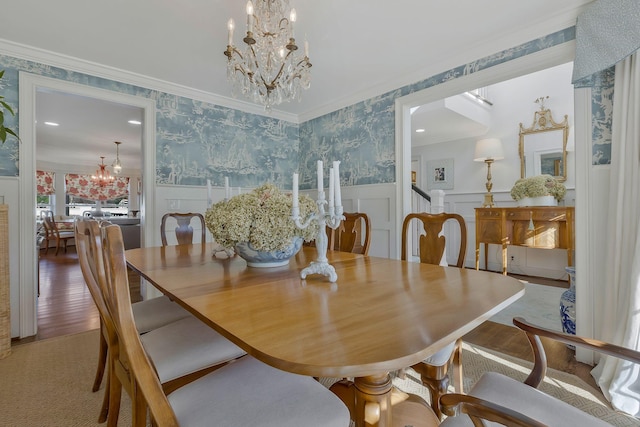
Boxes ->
[112,141,123,175]
[224,0,312,111]
[92,156,115,187]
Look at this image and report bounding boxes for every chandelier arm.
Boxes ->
[227,46,244,60]
[278,17,290,31]
[266,52,295,88]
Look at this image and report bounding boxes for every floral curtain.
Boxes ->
[36,170,55,195]
[65,174,129,201]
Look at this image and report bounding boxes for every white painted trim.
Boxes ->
[395,41,576,259]
[574,87,594,364]
[18,73,156,337]
[0,39,297,124]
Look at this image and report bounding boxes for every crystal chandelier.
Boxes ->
[224,0,312,111]
[92,156,115,187]
[112,141,122,175]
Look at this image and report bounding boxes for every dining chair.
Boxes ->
[438,316,639,426]
[160,212,206,246]
[77,219,193,377]
[329,212,371,255]
[76,219,247,426]
[101,222,351,427]
[42,211,75,255]
[401,212,467,419]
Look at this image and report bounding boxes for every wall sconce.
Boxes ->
[474,138,504,208]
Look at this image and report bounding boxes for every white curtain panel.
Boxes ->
[591,51,640,417]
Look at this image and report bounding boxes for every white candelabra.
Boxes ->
[291,160,343,282]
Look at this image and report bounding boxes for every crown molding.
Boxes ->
[0,39,300,124]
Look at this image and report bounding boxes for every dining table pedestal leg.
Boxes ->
[330,374,439,427]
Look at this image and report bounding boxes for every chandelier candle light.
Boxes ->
[292,160,343,282]
[224,0,312,111]
[92,156,115,187]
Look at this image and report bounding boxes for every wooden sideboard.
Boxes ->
[475,206,574,275]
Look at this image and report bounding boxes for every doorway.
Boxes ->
[393,42,579,259]
[18,73,157,338]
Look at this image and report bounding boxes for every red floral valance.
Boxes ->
[65,174,130,201]
[36,170,55,195]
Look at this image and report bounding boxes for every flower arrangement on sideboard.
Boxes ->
[510,174,566,206]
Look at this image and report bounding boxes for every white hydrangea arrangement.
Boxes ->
[205,183,318,252]
[510,174,566,202]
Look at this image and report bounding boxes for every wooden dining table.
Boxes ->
[125,244,524,427]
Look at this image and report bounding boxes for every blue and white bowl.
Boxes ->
[235,237,303,268]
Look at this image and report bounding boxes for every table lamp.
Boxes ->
[474,138,504,208]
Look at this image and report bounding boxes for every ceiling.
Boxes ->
[0,1,593,168]
[35,89,143,172]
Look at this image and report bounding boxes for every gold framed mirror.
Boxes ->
[519,101,569,182]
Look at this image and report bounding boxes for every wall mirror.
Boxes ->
[519,103,569,182]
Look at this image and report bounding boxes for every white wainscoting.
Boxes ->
[153,183,398,259]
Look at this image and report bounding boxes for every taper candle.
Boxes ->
[224,176,230,200]
[227,19,234,45]
[317,160,323,194]
[333,161,342,207]
[292,173,299,208]
[328,168,335,210]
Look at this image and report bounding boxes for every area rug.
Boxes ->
[3,329,638,426]
[0,331,133,426]
[489,282,565,331]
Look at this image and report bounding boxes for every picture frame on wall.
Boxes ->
[426,158,454,190]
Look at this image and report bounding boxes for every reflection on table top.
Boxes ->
[126,244,524,378]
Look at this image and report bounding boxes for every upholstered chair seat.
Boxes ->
[438,317,640,426]
[140,316,246,384]
[168,356,350,427]
[132,295,191,334]
[440,371,610,426]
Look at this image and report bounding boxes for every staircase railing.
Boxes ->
[411,184,430,203]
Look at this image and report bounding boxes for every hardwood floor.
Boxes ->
[14,245,140,345]
[14,251,599,392]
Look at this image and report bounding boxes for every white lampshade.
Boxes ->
[474,138,504,162]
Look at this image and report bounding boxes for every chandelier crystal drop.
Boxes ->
[92,156,115,187]
[224,0,312,111]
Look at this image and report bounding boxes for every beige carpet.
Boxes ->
[2,329,639,426]
[1,331,133,426]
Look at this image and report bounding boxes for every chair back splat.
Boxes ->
[401,212,467,267]
[329,212,371,255]
[160,212,206,246]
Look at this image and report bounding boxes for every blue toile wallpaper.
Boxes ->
[587,67,614,165]
[0,25,614,184]
[155,95,298,187]
[0,56,299,189]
